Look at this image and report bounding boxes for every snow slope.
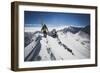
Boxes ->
[24,25,90,61]
[57,31,90,59]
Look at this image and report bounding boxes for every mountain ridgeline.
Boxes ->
[24,24,90,61]
[62,26,82,34]
[58,25,90,35]
[81,25,90,35]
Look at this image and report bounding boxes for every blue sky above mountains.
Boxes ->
[24,11,90,27]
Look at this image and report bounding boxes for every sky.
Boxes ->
[24,11,90,27]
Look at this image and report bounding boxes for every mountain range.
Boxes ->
[24,25,90,61]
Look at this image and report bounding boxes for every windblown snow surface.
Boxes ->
[24,26,90,61]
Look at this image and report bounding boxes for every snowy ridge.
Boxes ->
[24,25,90,61]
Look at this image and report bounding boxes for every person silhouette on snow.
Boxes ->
[41,24,48,38]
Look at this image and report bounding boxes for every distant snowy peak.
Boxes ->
[81,25,90,35]
[76,25,90,39]
[76,31,90,39]
[60,26,83,34]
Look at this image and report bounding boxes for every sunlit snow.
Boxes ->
[24,26,90,61]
